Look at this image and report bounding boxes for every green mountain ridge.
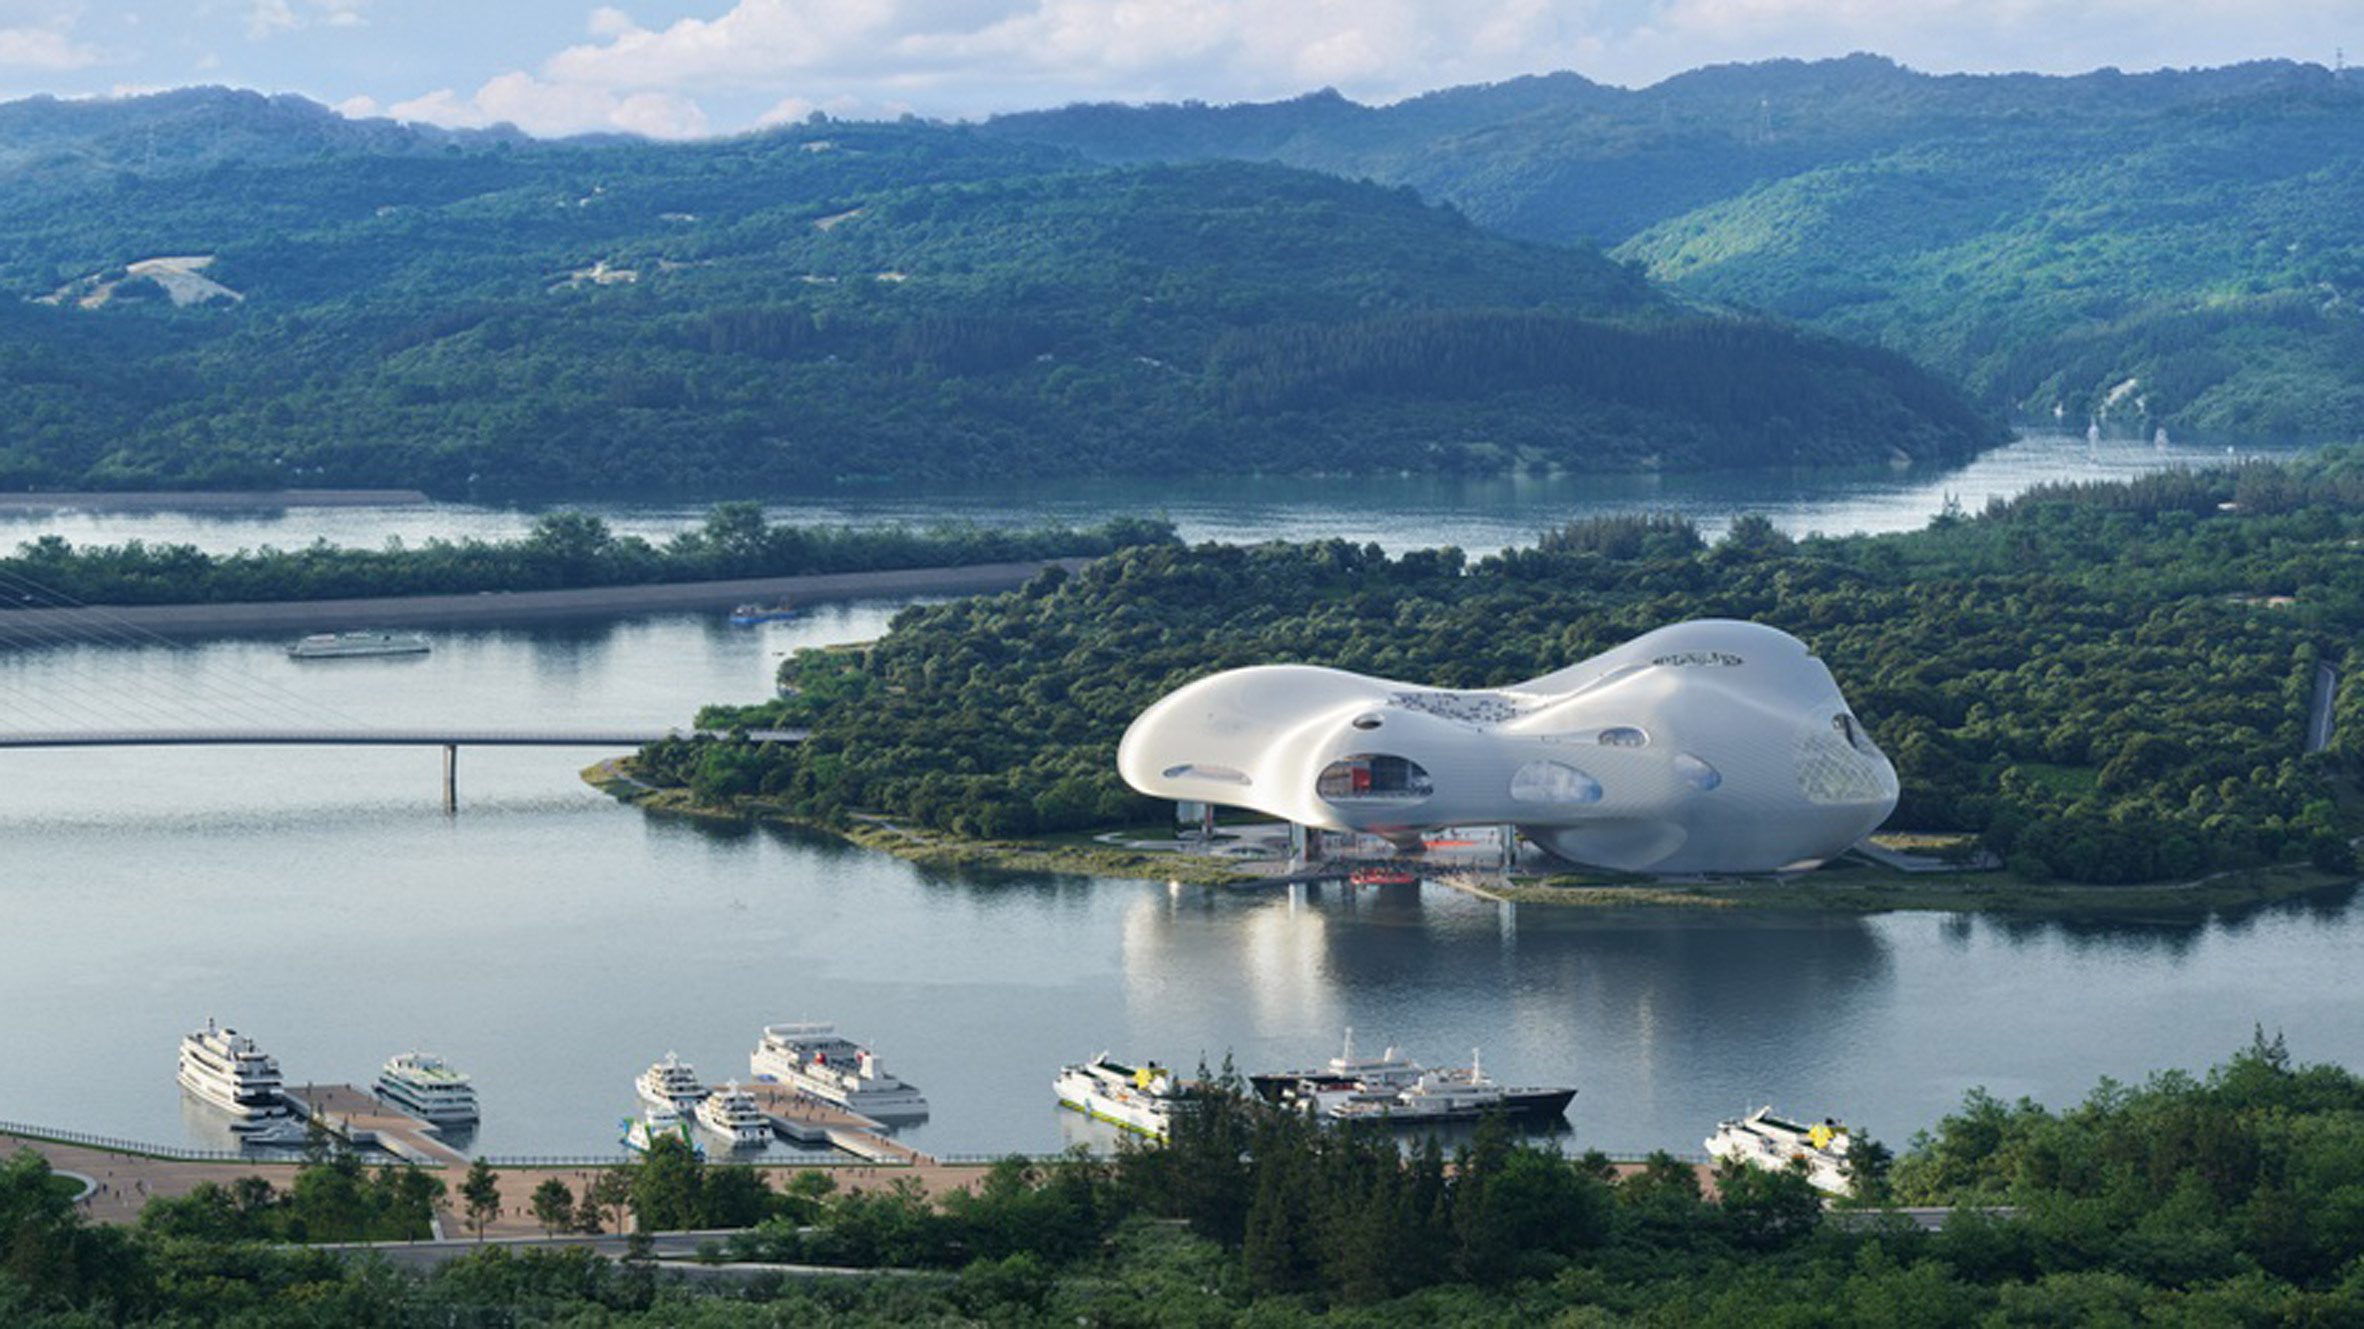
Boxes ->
[0,89,1993,496]
[984,56,2364,438]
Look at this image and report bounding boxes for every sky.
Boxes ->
[0,0,2355,140]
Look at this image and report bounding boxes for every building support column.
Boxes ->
[442,744,458,814]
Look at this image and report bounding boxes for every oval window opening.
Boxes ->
[1316,754,1434,803]
[1509,761,1602,805]
[1350,713,1384,731]
[1597,726,1648,748]
[1674,753,1721,791]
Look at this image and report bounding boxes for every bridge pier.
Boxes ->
[442,744,457,814]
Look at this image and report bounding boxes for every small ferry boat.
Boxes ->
[1348,866,1419,886]
[1706,1106,1855,1195]
[375,1052,479,1125]
[286,630,430,659]
[635,1052,707,1115]
[622,1106,703,1157]
[749,1024,928,1117]
[1249,1029,1424,1103]
[693,1082,773,1148]
[1055,1054,1191,1140]
[728,602,797,625]
[1263,1041,1575,1127]
[177,1018,299,1133]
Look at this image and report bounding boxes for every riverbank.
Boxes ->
[0,558,1088,639]
[1508,859,2358,914]
[0,488,430,511]
[588,765,2355,913]
[586,769,1261,886]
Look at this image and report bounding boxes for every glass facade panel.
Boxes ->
[1509,761,1603,804]
[1315,754,1434,803]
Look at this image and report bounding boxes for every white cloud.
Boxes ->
[0,23,101,71]
[382,70,710,139]
[248,0,368,42]
[359,0,2358,139]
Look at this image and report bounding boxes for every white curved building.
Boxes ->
[1117,619,1897,875]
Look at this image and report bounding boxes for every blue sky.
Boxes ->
[0,1,2354,139]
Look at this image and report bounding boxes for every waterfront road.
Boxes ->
[2,1129,983,1238]
[0,557,1090,640]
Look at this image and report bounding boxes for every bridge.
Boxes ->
[0,727,807,809]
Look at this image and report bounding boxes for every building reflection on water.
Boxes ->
[1114,882,1895,1155]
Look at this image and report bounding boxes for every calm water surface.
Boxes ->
[0,433,2291,557]
[1,434,2354,1160]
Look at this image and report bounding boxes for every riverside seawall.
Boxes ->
[0,559,1089,640]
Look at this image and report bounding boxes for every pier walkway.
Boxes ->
[738,1083,934,1165]
[284,1084,470,1168]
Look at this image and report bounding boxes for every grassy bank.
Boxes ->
[586,765,1259,886]
[1517,859,2356,914]
[589,762,2355,912]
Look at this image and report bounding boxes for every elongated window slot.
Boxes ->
[1597,726,1648,748]
[1162,763,1250,786]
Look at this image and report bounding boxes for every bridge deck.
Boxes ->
[0,728,807,749]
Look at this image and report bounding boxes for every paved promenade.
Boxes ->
[3,1128,985,1239]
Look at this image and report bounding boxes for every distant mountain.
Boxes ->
[0,88,1995,496]
[986,57,2364,438]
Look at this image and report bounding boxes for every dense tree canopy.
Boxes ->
[989,57,2364,439]
[0,89,1997,496]
[641,453,2364,884]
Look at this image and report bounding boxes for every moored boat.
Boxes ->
[1055,1053,1191,1140]
[1261,1040,1575,1126]
[1706,1106,1854,1195]
[749,1024,928,1116]
[694,1082,772,1148]
[375,1052,480,1125]
[1249,1028,1424,1103]
[286,631,430,659]
[728,602,797,625]
[636,1051,707,1114]
[177,1018,299,1133]
[622,1105,702,1157]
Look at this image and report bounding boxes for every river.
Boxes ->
[0,432,2275,557]
[2,432,2356,1162]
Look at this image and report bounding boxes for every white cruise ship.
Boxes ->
[178,1018,297,1132]
[1055,1054,1190,1140]
[749,1024,928,1116]
[1706,1106,1855,1195]
[694,1082,772,1148]
[375,1052,479,1125]
[636,1052,707,1114]
[622,1105,702,1157]
[286,631,430,659]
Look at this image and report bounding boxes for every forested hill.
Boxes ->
[0,89,1995,497]
[985,57,2364,439]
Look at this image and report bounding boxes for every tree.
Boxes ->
[529,1178,576,1237]
[631,1136,706,1232]
[1845,1135,1897,1206]
[460,1159,502,1241]
[586,1166,636,1234]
